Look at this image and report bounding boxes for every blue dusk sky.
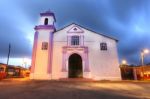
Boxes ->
[0,0,150,66]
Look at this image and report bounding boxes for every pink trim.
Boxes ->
[62,46,87,49]
[62,48,67,72]
[83,35,84,46]
[68,52,84,60]
[80,35,84,46]
[40,12,54,16]
[47,32,53,73]
[84,48,90,72]
[68,36,71,46]
[67,36,68,46]
[61,46,90,72]
[79,36,81,45]
[62,51,67,72]
[40,11,56,22]
[31,31,39,73]
[34,25,56,31]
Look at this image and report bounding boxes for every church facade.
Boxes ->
[30,11,121,80]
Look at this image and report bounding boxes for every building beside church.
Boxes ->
[30,11,121,80]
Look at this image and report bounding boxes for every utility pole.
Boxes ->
[141,52,144,66]
[7,43,11,66]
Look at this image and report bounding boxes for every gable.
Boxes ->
[54,23,118,42]
[67,25,84,33]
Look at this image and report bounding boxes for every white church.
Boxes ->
[30,11,121,80]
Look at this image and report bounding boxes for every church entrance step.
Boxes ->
[59,78,94,82]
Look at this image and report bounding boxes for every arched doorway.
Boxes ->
[68,53,83,78]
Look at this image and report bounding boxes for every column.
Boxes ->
[84,48,90,72]
[31,31,39,73]
[62,49,67,72]
[47,32,53,74]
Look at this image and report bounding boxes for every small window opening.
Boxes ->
[44,18,48,25]
[100,42,107,50]
[42,42,48,50]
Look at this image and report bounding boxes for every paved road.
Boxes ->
[0,78,150,99]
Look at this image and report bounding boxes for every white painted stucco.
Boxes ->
[31,30,50,79]
[30,14,121,80]
[39,16,54,25]
[52,24,121,80]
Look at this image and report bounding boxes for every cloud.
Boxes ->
[0,0,150,65]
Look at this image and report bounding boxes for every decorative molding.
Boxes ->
[83,35,84,46]
[61,46,90,72]
[84,51,90,72]
[34,25,56,31]
[67,35,84,47]
[67,36,69,46]
[67,25,84,33]
[54,23,118,42]
[47,32,53,74]
[84,47,88,53]
[40,11,56,22]
[40,12,54,16]
[62,53,67,72]
[31,31,39,73]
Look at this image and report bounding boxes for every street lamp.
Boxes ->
[22,58,28,68]
[141,49,149,66]
[140,49,149,80]
[121,59,127,65]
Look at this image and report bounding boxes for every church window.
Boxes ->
[42,42,48,50]
[100,42,107,50]
[44,18,48,25]
[71,36,80,45]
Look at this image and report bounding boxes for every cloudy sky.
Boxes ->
[0,0,150,66]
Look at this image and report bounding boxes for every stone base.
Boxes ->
[30,73,52,80]
[30,73,121,81]
[93,76,121,81]
[83,72,91,78]
[59,71,92,79]
[60,72,68,78]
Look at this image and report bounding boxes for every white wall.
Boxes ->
[83,29,120,80]
[52,24,121,80]
[39,16,54,25]
[32,29,53,79]
[52,27,69,79]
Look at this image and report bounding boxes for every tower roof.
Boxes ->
[40,10,56,21]
[40,10,54,16]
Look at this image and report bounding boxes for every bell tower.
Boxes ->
[30,10,56,79]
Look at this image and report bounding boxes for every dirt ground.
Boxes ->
[0,78,150,99]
